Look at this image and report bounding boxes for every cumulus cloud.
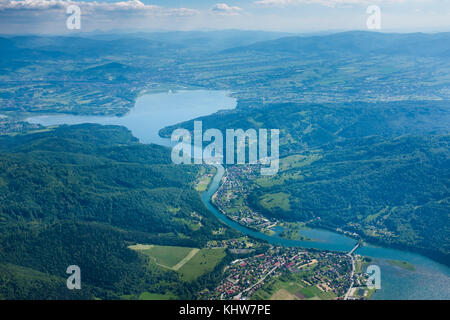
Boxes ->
[212,3,242,15]
[0,0,201,33]
[0,0,445,34]
[253,0,418,8]
[0,0,198,16]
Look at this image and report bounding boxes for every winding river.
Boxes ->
[27,90,450,300]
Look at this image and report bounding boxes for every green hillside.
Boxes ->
[0,124,236,299]
[162,101,450,265]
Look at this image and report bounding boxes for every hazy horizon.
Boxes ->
[1,0,449,35]
[2,28,450,38]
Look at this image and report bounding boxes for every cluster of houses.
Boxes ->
[206,237,256,250]
[203,247,354,300]
[306,252,353,297]
[213,166,274,231]
[0,117,42,135]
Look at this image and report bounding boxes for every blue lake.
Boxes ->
[27,90,450,300]
[28,90,237,147]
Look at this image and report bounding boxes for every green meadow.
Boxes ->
[129,244,196,269]
[130,244,226,282]
[260,192,291,211]
[178,248,227,282]
[252,274,337,300]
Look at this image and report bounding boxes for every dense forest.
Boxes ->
[161,100,450,266]
[0,30,449,298]
[0,124,238,299]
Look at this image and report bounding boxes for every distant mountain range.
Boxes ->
[2,31,449,61]
[222,31,450,57]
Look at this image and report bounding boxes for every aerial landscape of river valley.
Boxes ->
[26,90,450,300]
[0,23,449,303]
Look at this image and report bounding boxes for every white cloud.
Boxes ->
[0,0,200,33]
[0,0,446,34]
[212,3,243,15]
[0,0,198,16]
[253,0,421,8]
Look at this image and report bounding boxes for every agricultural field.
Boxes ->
[279,154,322,172]
[178,248,227,282]
[254,154,321,188]
[252,275,337,300]
[255,170,304,188]
[193,166,216,192]
[130,244,226,281]
[259,192,291,211]
[129,244,198,270]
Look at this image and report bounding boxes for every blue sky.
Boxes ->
[0,0,449,34]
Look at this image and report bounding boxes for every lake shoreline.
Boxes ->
[306,221,450,269]
[26,89,450,300]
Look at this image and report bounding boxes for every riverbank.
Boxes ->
[26,89,450,300]
[202,162,450,300]
[306,221,450,268]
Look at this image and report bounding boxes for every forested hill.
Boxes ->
[160,101,450,266]
[0,124,235,299]
[223,32,450,57]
